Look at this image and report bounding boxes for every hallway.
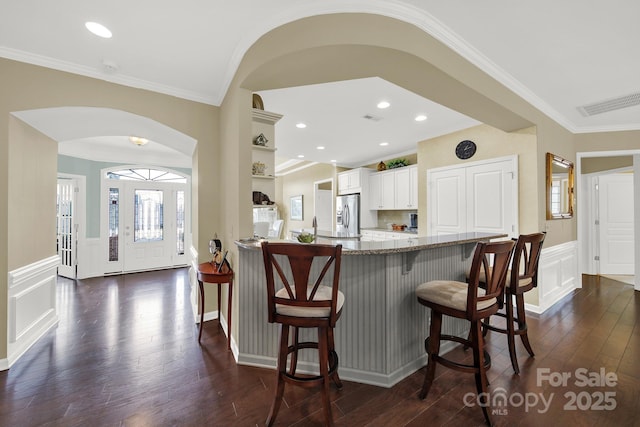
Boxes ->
[0,270,638,426]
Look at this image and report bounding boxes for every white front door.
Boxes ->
[428,156,517,238]
[598,173,634,275]
[104,178,188,274]
[57,178,77,278]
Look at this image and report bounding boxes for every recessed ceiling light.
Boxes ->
[129,136,148,146]
[330,160,337,163]
[85,22,112,39]
[415,114,427,122]
[297,154,305,158]
[317,146,325,150]
[379,142,389,146]
[296,123,307,129]
[377,101,390,109]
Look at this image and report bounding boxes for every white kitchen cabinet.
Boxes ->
[395,165,418,209]
[369,165,417,210]
[338,168,369,195]
[369,170,395,210]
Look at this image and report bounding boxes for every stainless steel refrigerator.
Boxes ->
[336,194,360,234]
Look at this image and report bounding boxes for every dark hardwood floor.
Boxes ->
[1,270,638,426]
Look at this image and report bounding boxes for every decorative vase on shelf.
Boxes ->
[377,161,387,171]
[253,133,268,147]
[252,161,266,175]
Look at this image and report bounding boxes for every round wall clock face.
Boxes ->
[455,140,476,160]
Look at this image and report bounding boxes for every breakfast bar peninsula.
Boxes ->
[234,232,506,388]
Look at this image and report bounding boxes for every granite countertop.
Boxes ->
[235,232,507,255]
[362,227,418,235]
[290,228,361,239]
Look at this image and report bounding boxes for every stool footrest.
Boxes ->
[427,335,491,374]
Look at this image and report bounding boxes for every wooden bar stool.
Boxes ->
[482,232,545,374]
[261,241,344,427]
[416,240,514,426]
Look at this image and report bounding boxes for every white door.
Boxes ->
[428,157,517,238]
[598,173,634,275]
[104,179,188,274]
[428,167,466,235]
[315,187,333,231]
[57,178,77,278]
[466,161,515,236]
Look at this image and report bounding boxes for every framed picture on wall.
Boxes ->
[290,195,303,220]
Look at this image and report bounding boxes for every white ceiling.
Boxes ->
[2,1,639,167]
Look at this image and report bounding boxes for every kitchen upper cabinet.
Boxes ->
[338,168,369,195]
[395,165,418,209]
[369,170,395,210]
[369,165,417,210]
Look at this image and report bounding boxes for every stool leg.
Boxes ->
[419,311,442,399]
[328,327,343,389]
[470,319,492,426]
[516,294,535,358]
[505,293,520,374]
[289,327,299,376]
[318,326,335,426]
[267,324,289,427]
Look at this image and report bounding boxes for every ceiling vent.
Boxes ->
[577,92,640,116]
[362,114,382,122]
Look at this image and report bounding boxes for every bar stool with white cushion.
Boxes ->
[416,240,515,426]
[261,241,344,426]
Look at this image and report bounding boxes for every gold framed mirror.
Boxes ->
[546,153,575,219]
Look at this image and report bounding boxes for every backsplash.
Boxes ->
[377,210,417,229]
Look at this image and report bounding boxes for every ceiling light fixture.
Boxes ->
[85,22,112,39]
[129,136,149,146]
[296,123,307,129]
[377,101,390,109]
[415,114,427,122]
[317,146,325,150]
[330,160,337,163]
[297,154,304,158]
[379,142,389,146]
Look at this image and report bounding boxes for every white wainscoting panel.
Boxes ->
[526,240,578,314]
[6,256,59,369]
[77,237,101,279]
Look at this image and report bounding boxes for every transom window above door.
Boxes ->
[107,168,187,183]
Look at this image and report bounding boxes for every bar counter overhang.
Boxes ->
[234,232,506,388]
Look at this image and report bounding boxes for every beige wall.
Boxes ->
[0,58,218,360]
[7,117,58,270]
[581,156,633,175]
[276,163,337,237]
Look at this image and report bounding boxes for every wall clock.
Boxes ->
[455,140,476,160]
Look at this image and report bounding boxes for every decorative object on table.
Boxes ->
[296,232,315,243]
[252,161,266,175]
[386,158,408,169]
[209,235,223,263]
[252,191,273,205]
[253,132,268,146]
[391,223,407,231]
[455,139,477,160]
[377,161,387,171]
[290,194,303,220]
[252,93,264,110]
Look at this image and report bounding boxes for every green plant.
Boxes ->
[386,158,408,169]
[297,232,315,243]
